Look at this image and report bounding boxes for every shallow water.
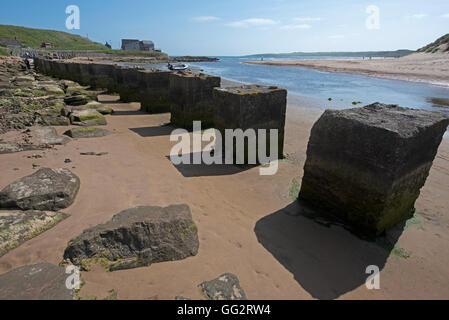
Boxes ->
[132,56,449,115]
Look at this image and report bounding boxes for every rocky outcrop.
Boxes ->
[170,71,221,129]
[63,205,199,271]
[0,210,69,257]
[0,262,76,300]
[64,127,111,139]
[199,273,247,300]
[299,103,449,238]
[0,168,80,211]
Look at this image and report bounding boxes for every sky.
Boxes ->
[0,0,448,56]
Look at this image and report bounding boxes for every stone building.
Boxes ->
[121,39,154,52]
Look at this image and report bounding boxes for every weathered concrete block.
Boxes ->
[213,84,287,162]
[299,103,449,238]
[138,69,171,113]
[54,61,69,79]
[115,66,142,102]
[89,63,117,91]
[65,62,83,84]
[170,71,221,129]
[78,63,92,86]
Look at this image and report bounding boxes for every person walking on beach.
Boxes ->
[24,55,31,69]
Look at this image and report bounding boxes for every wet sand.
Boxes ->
[0,94,448,300]
[245,53,449,86]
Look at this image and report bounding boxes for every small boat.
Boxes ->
[168,63,189,71]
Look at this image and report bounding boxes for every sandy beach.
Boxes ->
[245,53,449,86]
[1,91,448,300]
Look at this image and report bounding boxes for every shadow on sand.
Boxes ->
[130,124,176,137]
[166,152,256,177]
[254,201,404,300]
[113,110,148,116]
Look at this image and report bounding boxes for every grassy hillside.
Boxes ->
[417,34,449,53]
[0,24,107,50]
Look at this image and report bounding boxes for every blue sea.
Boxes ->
[133,56,449,115]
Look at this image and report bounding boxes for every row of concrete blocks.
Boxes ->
[33,58,171,113]
[33,59,449,239]
[33,58,288,159]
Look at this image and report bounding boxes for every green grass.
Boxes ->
[289,178,301,201]
[405,212,423,230]
[0,24,107,50]
[391,245,412,259]
[417,34,449,53]
[0,47,9,56]
[0,25,171,58]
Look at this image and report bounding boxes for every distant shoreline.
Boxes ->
[244,53,449,87]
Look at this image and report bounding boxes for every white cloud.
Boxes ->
[226,18,278,28]
[409,13,428,19]
[192,16,220,22]
[442,13,449,18]
[293,17,321,22]
[329,35,345,39]
[280,24,311,30]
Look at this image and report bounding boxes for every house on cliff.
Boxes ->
[121,39,154,52]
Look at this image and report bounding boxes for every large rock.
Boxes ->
[13,75,35,83]
[85,101,114,115]
[0,142,24,154]
[0,142,42,154]
[199,273,247,300]
[0,168,80,211]
[70,109,107,126]
[0,210,69,257]
[299,103,449,238]
[0,262,75,300]
[39,115,71,126]
[38,84,65,96]
[63,205,199,271]
[64,127,111,139]
[30,127,70,145]
[64,94,90,106]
